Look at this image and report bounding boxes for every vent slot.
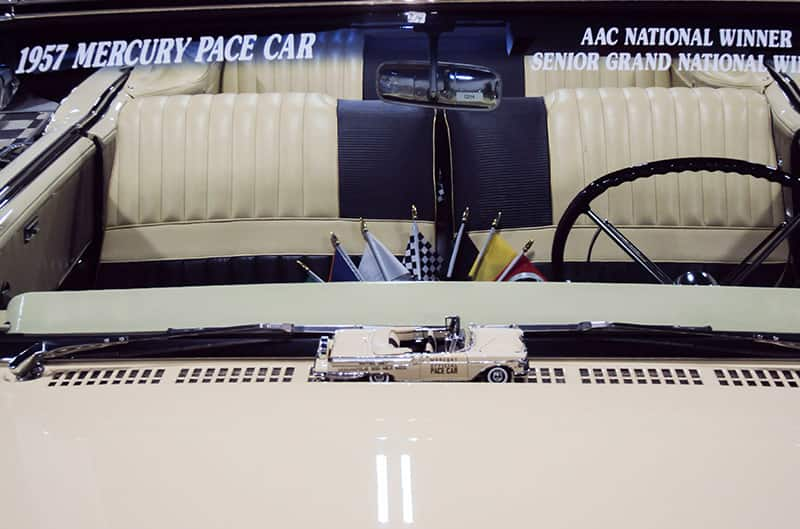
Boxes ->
[715,368,800,388]
[174,366,295,384]
[525,366,566,384]
[49,368,165,387]
[579,367,703,386]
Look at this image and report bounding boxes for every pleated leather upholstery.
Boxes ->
[546,87,783,229]
[107,92,338,229]
[525,56,672,97]
[221,30,363,99]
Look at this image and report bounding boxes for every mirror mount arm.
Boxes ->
[427,30,441,101]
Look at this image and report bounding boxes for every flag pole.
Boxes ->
[296,259,325,283]
[496,240,534,282]
[446,206,469,279]
[361,218,389,281]
[471,211,501,277]
[411,204,422,281]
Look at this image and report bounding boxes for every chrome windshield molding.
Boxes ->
[0,0,572,20]
[0,68,130,212]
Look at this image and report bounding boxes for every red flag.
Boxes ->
[495,256,547,282]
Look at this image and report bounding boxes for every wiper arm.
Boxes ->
[7,322,340,381]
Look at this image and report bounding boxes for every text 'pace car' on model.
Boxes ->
[312,317,528,383]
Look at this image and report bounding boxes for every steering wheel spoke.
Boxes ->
[585,209,672,284]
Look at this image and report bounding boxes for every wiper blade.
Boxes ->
[6,322,341,381]
[520,321,800,357]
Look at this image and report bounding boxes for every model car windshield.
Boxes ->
[1,0,799,342]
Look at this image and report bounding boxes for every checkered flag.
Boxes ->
[403,212,444,281]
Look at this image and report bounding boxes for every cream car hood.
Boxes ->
[1,359,798,529]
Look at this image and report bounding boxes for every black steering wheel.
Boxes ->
[550,157,800,285]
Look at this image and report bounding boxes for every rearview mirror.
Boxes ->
[376,61,501,111]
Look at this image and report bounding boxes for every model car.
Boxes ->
[312,317,528,382]
[2,1,800,528]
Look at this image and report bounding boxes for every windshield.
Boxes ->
[0,1,799,321]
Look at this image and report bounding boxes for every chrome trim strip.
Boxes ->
[0,68,130,212]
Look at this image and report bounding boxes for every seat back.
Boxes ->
[448,87,787,282]
[100,92,436,287]
[220,30,363,99]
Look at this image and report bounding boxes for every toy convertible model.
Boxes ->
[311,317,528,383]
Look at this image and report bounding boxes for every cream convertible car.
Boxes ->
[311,318,529,383]
[2,2,800,529]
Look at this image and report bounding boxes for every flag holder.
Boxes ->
[446,206,469,279]
[470,211,501,278]
[496,240,534,281]
[410,204,423,281]
[296,260,325,283]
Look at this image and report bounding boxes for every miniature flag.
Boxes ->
[402,206,443,281]
[359,220,412,281]
[329,233,363,282]
[469,232,516,281]
[448,234,479,281]
[499,259,547,282]
[494,241,547,282]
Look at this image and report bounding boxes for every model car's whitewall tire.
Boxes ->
[485,366,511,383]
[369,373,391,383]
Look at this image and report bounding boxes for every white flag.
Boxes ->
[359,231,412,281]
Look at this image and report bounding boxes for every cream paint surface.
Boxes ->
[5,281,800,334]
[1,365,799,529]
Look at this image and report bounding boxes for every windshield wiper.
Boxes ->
[520,321,800,358]
[5,322,343,381]
[6,320,800,382]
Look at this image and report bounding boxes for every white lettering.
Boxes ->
[124,40,142,67]
[264,33,282,60]
[278,34,295,60]
[240,34,257,61]
[154,39,175,65]
[72,42,97,68]
[174,37,193,63]
[91,41,111,68]
[224,34,243,62]
[195,36,215,63]
[107,40,127,67]
[297,32,316,59]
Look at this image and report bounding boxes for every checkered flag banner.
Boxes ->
[403,218,444,281]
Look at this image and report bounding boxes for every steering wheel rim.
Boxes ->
[550,157,800,285]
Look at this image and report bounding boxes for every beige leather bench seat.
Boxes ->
[97,91,436,288]
[457,86,788,284]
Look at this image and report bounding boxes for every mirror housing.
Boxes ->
[376,61,501,111]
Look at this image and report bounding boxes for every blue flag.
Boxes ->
[328,233,363,282]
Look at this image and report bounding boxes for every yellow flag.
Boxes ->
[469,233,517,281]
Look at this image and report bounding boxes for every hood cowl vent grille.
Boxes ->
[49,368,165,387]
[715,368,799,388]
[579,367,703,385]
[525,367,566,384]
[175,366,295,384]
[46,365,296,387]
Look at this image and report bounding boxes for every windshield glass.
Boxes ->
[0,0,799,314]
